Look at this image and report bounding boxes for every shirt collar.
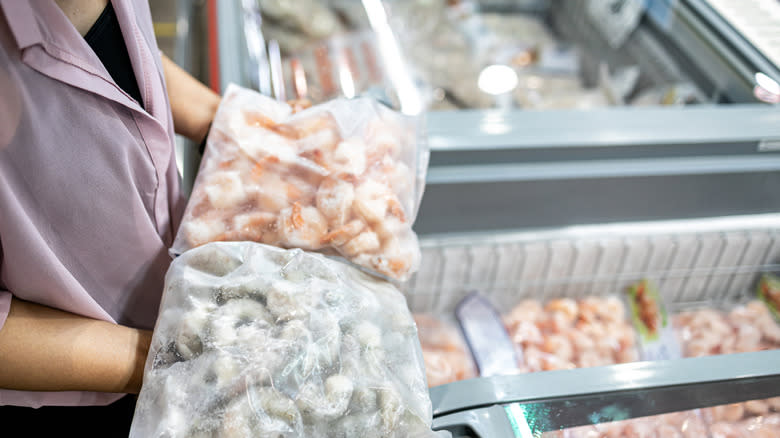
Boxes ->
[0,0,44,50]
[0,0,159,118]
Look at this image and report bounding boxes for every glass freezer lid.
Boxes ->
[429,350,780,436]
[703,0,780,72]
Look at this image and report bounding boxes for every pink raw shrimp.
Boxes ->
[577,296,602,323]
[245,168,300,213]
[321,220,365,247]
[183,212,227,248]
[620,419,656,438]
[367,242,417,280]
[504,300,544,329]
[316,177,355,226]
[541,334,574,363]
[352,180,394,224]
[708,422,743,438]
[545,298,578,322]
[414,314,462,352]
[421,350,475,387]
[330,138,367,177]
[601,296,627,323]
[422,350,457,387]
[226,211,277,242]
[734,323,762,352]
[365,119,403,163]
[202,170,247,210]
[276,202,328,250]
[508,321,544,347]
[656,423,684,438]
[567,327,596,353]
[339,230,381,258]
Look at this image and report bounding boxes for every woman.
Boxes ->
[0,0,221,433]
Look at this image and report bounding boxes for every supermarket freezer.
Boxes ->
[408,214,780,436]
[189,0,780,435]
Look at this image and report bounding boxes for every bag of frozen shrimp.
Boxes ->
[130,242,445,438]
[170,84,428,281]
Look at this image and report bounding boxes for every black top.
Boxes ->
[84,2,144,107]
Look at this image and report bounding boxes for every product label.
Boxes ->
[758,273,780,320]
[456,292,520,377]
[626,279,681,361]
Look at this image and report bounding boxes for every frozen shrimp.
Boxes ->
[203,171,246,210]
[315,177,355,226]
[340,231,381,258]
[504,300,544,328]
[545,298,578,323]
[276,203,328,250]
[183,213,227,248]
[176,87,421,280]
[352,180,394,224]
[321,219,365,247]
[248,386,301,429]
[542,334,574,362]
[366,119,403,162]
[708,422,743,438]
[228,211,276,242]
[368,242,417,280]
[422,351,458,387]
[245,169,299,213]
[567,327,596,353]
[330,138,367,177]
[509,321,544,347]
[735,323,762,352]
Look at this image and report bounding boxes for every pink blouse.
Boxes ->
[0,0,186,407]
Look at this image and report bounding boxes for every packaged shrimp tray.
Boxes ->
[171,84,428,282]
[130,241,445,438]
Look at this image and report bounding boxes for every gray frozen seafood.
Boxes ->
[130,242,438,438]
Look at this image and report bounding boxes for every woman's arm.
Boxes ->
[0,297,152,394]
[160,54,221,144]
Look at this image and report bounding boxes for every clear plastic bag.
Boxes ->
[130,242,440,438]
[171,84,428,281]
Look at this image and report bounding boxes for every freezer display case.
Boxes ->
[189,0,780,436]
[408,214,780,436]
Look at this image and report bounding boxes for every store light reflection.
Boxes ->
[478,64,519,95]
[480,111,512,135]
